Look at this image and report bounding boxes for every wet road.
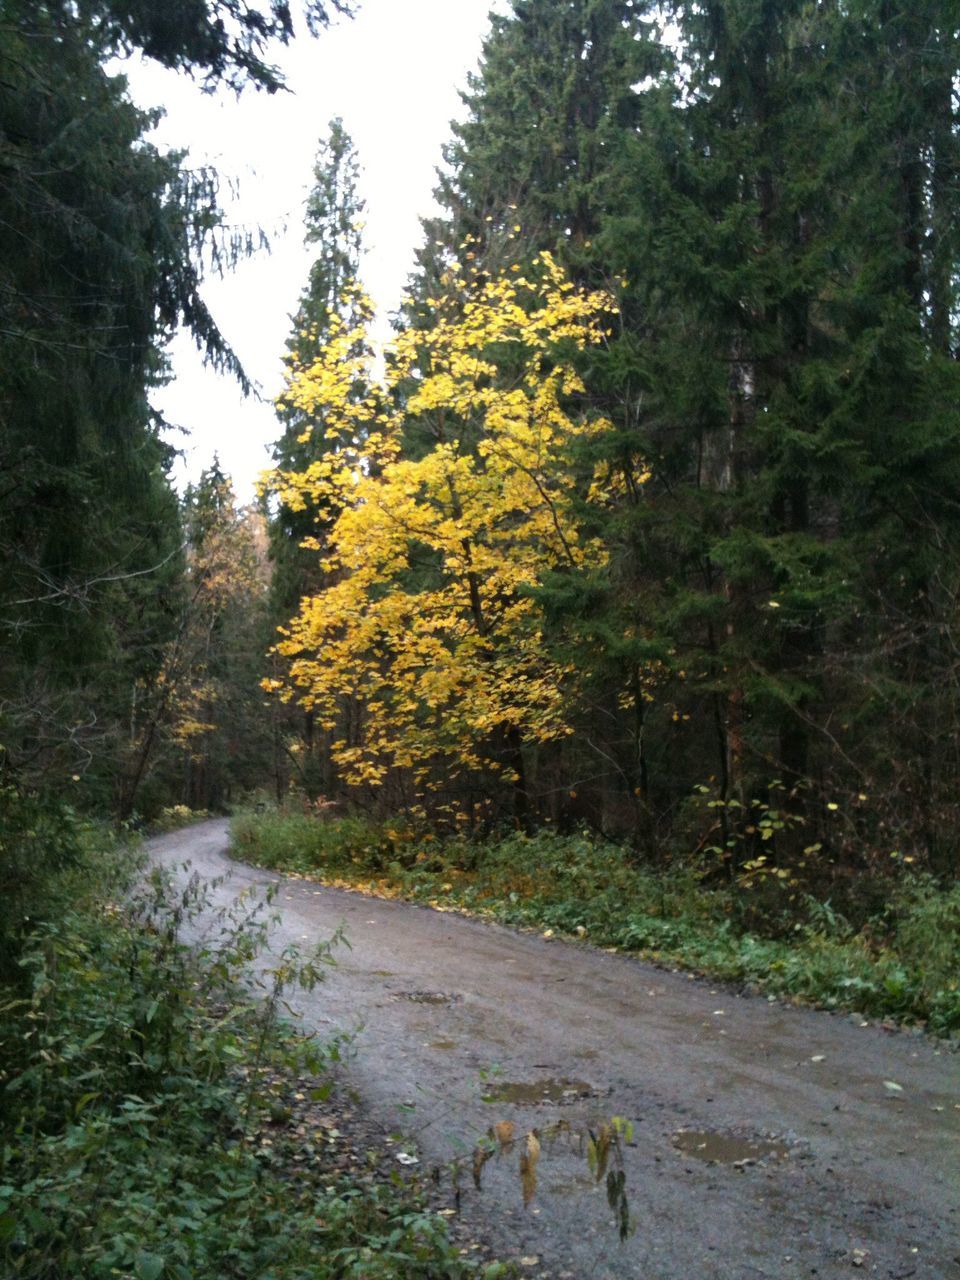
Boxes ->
[148,821,959,1279]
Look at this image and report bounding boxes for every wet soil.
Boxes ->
[148,821,960,1280]
[671,1128,792,1165]
[394,989,464,1005]
[480,1078,594,1105]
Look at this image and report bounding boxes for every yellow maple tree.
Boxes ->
[263,253,622,794]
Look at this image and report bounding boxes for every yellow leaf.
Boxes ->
[491,1120,516,1149]
[519,1130,540,1206]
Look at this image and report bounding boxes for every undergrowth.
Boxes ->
[231,809,960,1037]
[0,830,488,1279]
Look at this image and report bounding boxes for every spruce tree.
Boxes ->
[268,119,367,619]
[407,0,671,835]
[409,0,960,868]
[263,120,369,797]
[0,0,352,809]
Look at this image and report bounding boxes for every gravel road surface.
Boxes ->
[147,820,959,1279]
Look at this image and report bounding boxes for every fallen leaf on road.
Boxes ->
[883,1080,904,1094]
[520,1130,541,1206]
[491,1120,516,1149]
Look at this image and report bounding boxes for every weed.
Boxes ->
[0,837,482,1278]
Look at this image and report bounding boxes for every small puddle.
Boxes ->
[672,1129,791,1165]
[481,1078,593,1105]
[395,990,463,1005]
[548,1174,598,1197]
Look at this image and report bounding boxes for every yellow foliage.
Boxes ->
[264,255,629,787]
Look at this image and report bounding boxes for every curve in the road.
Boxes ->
[148,820,959,1280]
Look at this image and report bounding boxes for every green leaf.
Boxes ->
[135,1251,165,1280]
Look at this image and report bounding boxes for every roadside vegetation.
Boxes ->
[232,808,960,1039]
[0,808,492,1280]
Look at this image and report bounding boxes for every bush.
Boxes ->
[232,807,388,876]
[0,836,472,1279]
[149,804,211,833]
[0,783,88,985]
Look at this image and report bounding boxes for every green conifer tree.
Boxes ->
[0,0,352,810]
[263,120,369,797]
[267,119,367,618]
[409,0,960,870]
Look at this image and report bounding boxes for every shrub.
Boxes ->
[0,784,88,985]
[0,837,472,1278]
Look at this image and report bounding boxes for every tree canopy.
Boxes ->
[266,254,618,815]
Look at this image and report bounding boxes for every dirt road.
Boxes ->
[147,821,958,1279]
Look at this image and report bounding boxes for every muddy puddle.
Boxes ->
[394,990,463,1005]
[548,1174,599,1197]
[481,1077,593,1105]
[672,1129,791,1165]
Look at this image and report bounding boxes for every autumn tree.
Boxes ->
[265,255,620,823]
[120,463,272,817]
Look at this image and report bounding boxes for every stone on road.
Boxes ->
[148,821,959,1280]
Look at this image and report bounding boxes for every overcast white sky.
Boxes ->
[124,0,500,501]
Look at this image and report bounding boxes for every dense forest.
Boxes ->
[4,0,960,913]
[266,0,960,897]
[2,3,959,1274]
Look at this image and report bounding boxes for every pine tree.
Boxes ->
[0,3,189,796]
[56,0,352,92]
[612,0,960,865]
[260,121,370,796]
[407,0,670,835]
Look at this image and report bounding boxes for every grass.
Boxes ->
[0,827,499,1279]
[231,808,960,1038]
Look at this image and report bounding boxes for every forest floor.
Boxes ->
[148,821,959,1280]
